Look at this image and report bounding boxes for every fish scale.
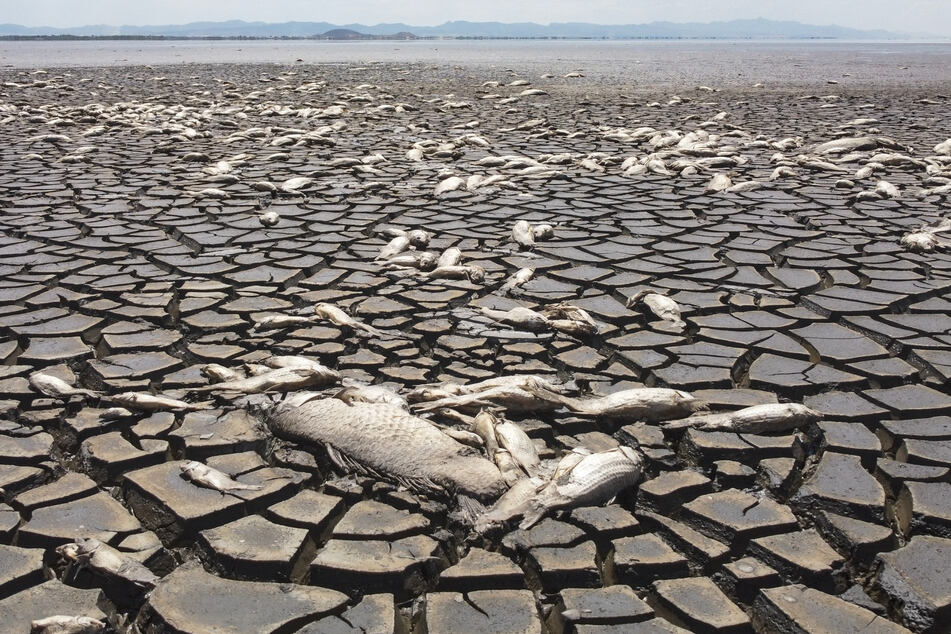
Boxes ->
[269,397,506,501]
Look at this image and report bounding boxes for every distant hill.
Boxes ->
[0,18,922,39]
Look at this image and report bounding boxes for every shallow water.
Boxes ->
[4,39,951,86]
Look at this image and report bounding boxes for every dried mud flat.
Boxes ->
[0,61,950,633]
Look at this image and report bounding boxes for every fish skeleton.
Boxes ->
[268,398,506,501]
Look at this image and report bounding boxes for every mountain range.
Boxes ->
[0,18,919,39]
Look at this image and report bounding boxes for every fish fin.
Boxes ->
[456,494,487,526]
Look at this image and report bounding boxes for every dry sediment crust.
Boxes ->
[0,59,948,632]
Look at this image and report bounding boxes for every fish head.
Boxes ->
[56,542,81,562]
[180,460,202,474]
[466,265,486,283]
[407,229,431,248]
[417,252,438,271]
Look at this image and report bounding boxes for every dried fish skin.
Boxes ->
[520,447,644,529]
[269,398,506,501]
[662,402,820,434]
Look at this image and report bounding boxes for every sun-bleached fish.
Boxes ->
[109,392,208,412]
[520,446,644,529]
[525,385,700,422]
[57,537,159,589]
[662,403,820,434]
[180,460,263,493]
[268,398,506,500]
[29,373,100,399]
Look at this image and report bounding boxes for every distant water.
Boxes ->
[3,39,950,86]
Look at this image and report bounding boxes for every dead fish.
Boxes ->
[901,217,951,252]
[540,303,599,336]
[500,267,534,294]
[662,402,820,434]
[407,229,432,248]
[520,446,644,529]
[383,251,438,271]
[874,180,900,198]
[472,410,540,476]
[512,220,535,249]
[280,176,313,194]
[30,615,106,634]
[435,175,466,195]
[57,537,159,589]
[99,407,134,420]
[192,366,336,394]
[259,211,279,226]
[527,385,699,422]
[494,449,525,486]
[109,392,207,412]
[188,187,229,199]
[29,373,100,399]
[480,306,549,331]
[251,314,315,332]
[333,383,408,409]
[314,302,387,337]
[377,235,410,260]
[180,460,263,492]
[268,398,506,501]
[705,173,733,192]
[201,363,244,383]
[264,355,340,378]
[437,247,462,268]
[409,375,566,403]
[412,382,564,414]
[533,223,555,240]
[422,264,486,283]
[627,290,686,329]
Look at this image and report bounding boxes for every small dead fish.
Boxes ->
[500,267,534,294]
[533,223,554,240]
[259,211,279,226]
[251,314,315,332]
[705,173,733,193]
[512,220,535,249]
[180,460,263,492]
[56,537,158,589]
[627,291,686,329]
[480,306,549,331]
[334,383,408,409]
[437,247,462,268]
[30,615,106,634]
[110,392,207,412]
[520,446,644,529]
[422,265,485,283]
[99,407,134,420]
[540,303,599,336]
[192,366,336,394]
[201,363,244,383]
[527,385,699,422]
[314,302,387,337]
[435,175,466,195]
[494,448,525,486]
[29,373,100,399]
[377,235,410,260]
[662,402,820,434]
[264,355,338,376]
[280,176,313,193]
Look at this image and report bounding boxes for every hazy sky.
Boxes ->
[5,0,950,34]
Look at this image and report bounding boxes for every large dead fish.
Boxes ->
[526,385,699,422]
[57,537,159,589]
[662,403,820,434]
[268,398,506,501]
[520,446,644,529]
